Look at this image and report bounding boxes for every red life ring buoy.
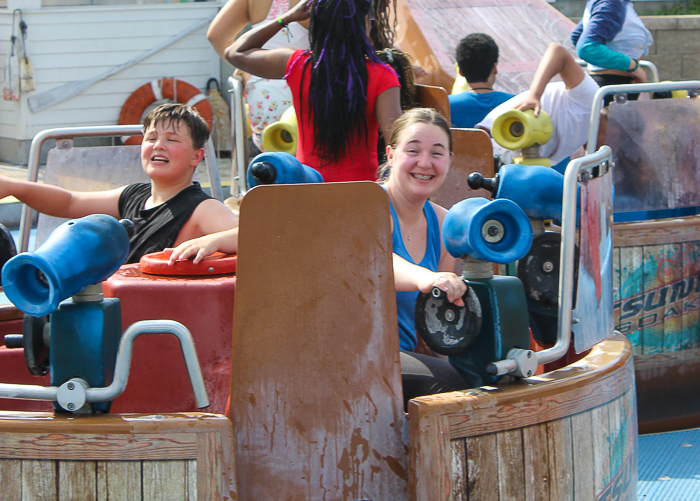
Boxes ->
[139,251,237,276]
[118,78,214,145]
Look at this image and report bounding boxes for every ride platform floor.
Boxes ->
[638,427,700,499]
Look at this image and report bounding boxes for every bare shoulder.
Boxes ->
[430,201,449,224]
[175,199,239,245]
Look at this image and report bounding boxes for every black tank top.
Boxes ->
[118,182,211,264]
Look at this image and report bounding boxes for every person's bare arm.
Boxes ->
[434,203,458,275]
[225,1,310,78]
[376,86,402,145]
[0,177,123,219]
[167,227,239,264]
[207,0,266,60]
[515,43,586,116]
[393,254,466,306]
[174,199,239,248]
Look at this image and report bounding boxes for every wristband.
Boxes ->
[277,15,287,28]
[628,58,639,73]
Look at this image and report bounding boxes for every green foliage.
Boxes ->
[641,1,700,15]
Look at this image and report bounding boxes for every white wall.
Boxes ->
[0,2,221,141]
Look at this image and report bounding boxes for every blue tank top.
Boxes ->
[389,197,442,351]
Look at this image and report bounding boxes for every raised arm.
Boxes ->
[0,177,122,219]
[515,42,585,116]
[224,1,311,78]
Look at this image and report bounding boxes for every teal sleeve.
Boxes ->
[577,39,632,72]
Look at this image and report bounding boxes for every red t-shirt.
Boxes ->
[285,49,399,182]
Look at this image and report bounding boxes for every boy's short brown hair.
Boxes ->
[142,103,210,150]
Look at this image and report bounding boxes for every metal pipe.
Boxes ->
[19,125,143,252]
[228,76,248,198]
[86,320,210,409]
[586,80,700,155]
[0,383,57,401]
[535,146,612,366]
[204,138,224,201]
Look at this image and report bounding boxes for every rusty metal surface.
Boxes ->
[395,0,575,93]
[606,98,700,213]
[230,182,408,500]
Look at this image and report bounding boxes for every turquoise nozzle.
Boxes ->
[1,214,130,317]
[442,198,533,264]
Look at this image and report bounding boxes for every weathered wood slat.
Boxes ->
[447,357,633,438]
[570,410,595,500]
[196,432,219,500]
[614,216,700,247]
[496,429,525,500]
[465,434,499,500]
[662,243,683,352]
[682,241,700,350]
[97,461,142,499]
[522,424,549,501]
[0,459,22,499]
[186,460,197,500]
[616,246,643,355]
[450,439,467,501]
[59,461,97,500]
[591,403,611,493]
[0,433,197,461]
[641,244,665,355]
[411,413,452,501]
[143,461,187,501]
[546,418,573,499]
[22,459,57,501]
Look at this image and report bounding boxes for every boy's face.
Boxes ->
[141,119,204,186]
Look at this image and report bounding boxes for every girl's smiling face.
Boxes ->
[387,122,452,198]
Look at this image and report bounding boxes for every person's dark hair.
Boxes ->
[455,33,499,84]
[142,103,210,150]
[301,0,388,164]
[369,0,397,50]
[376,48,416,111]
[378,108,452,180]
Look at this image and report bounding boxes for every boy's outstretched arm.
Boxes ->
[515,43,586,116]
[0,177,123,219]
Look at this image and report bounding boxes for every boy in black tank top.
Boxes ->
[0,104,239,263]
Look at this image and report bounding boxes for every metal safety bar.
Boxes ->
[488,146,614,375]
[0,320,209,411]
[586,80,700,155]
[228,76,249,198]
[575,59,660,83]
[19,125,225,252]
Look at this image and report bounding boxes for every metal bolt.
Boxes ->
[445,309,455,322]
[527,351,532,358]
[542,261,554,273]
[67,382,75,390]
[527,370,532,376]
[67,402,75,411]
[208,267,215,273]
[482,220,505,243]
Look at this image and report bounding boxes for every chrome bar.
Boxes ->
[20,125,143,252]
[0,382,57,401]
[204,137,224,201]
[228,76,248,198]
[86,320,210,409]
[586,80,700,155]
[536,146,613,366]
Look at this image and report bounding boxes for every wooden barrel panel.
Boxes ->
[408,335,636,501]
[0,412,235,500]
[614,216,700,432]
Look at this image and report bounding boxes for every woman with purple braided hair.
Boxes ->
[226,0,402,182]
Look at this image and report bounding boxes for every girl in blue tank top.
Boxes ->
[380,108,468,352]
